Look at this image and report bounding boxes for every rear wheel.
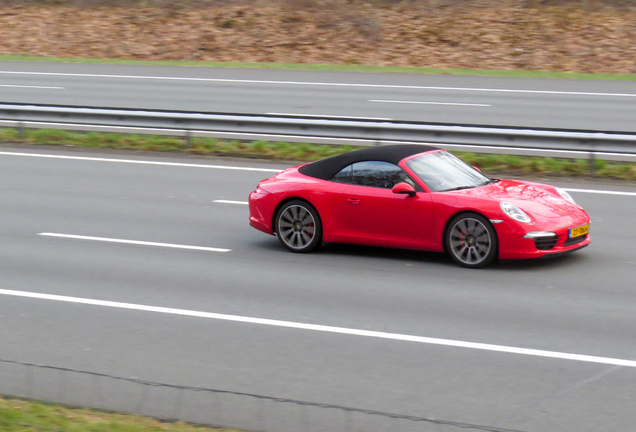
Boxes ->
[276,200,322,253]
[446,213,497,268]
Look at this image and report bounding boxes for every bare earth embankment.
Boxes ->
[0,0,635,74]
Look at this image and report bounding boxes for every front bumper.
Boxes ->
[497,221,591,260]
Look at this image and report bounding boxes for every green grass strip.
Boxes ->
[2,127,636,180]
[1,55,636,81]
[0,396,241,432]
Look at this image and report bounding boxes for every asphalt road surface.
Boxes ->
[1,145,636,432]
[1,61,636,132]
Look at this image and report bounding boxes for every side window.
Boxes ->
[331,164,353,184]
[352,161,414,189]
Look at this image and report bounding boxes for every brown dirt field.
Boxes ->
[1,0,635,73]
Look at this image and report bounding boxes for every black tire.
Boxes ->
[275,200,322,253]
[446,213,498,268]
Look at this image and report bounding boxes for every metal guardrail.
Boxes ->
[1,103,636,161]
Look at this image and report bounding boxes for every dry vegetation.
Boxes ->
[0,0,635,73]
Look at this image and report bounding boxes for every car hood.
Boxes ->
[454,179,580,218]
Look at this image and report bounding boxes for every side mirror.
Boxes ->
[392,182,416,198]
[473,166,481,172]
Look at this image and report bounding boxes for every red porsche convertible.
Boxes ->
[249,145,590,268]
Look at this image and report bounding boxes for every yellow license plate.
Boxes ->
[569,224,589,238]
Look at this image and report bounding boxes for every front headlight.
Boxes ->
[556,187,576,205]
[500,201,532,223]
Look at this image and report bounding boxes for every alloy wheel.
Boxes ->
[448,216,496,267]
[277,202,321,252]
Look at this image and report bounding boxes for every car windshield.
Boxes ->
[406,151,492,192]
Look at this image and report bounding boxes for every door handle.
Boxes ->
[347,198,360,205]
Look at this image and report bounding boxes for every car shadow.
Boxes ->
[250,238,449,264]
[251,238,590,270]
[322,243,450,265]
[492,250,591,271]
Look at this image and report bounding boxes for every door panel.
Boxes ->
[337,184,434,249]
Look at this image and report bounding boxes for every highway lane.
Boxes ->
[2,146,636,431]
[1,61,636,132]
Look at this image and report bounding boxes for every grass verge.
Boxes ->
[0,396,240,432]
[1,55,636,81]
[2,127,636,181]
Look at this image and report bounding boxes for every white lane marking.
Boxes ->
[1,150,634,197]
[1,70,635,98]
[266,112,393,121]
[371,100,491,107]
[214,200,249,205]
[564,188,636,197]
[0,84,64,89]
[38,233,231,253]
[0,151,282,173]
[1,287,636,368]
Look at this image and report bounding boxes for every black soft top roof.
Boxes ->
[298,144,439,180]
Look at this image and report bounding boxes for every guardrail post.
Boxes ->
[18,121,25,139]
[585,140,596,176]
[183,129,193,149]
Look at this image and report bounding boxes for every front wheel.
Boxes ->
[446,213,498,268]
[275,200,322,253]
